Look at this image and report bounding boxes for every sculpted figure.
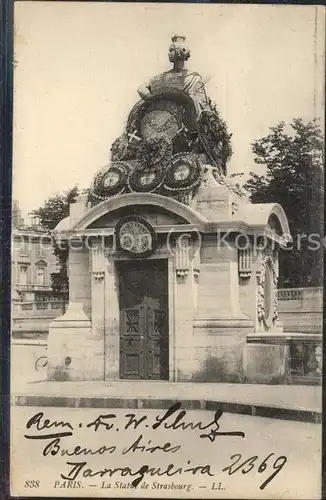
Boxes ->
[137,35,206,112]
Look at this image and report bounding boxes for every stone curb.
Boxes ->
[11,395,321,424]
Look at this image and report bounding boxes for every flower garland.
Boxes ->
[197,98,233,173]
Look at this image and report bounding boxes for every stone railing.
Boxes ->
[16,301,66,314]
[277,288,304,301]
[12,300,67,339]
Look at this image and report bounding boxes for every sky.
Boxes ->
[13,2,325,220]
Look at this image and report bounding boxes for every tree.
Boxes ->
[32,186,80,293]
[242,118,324,287]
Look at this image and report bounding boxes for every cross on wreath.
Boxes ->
[128,129,141,143]
[177,123,188,135]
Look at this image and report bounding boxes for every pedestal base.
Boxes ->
[176,318,253,383]
[47,302,104,381]
[244,343,291,384]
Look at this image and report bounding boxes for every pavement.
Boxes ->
[11,380,322,423]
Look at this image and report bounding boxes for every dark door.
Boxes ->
[118,260,169,380]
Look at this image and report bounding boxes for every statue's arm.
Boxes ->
[137,83,152,100]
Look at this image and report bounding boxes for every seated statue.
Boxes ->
[137,35,206,113]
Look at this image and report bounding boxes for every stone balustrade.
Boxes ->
[12,300,67,339]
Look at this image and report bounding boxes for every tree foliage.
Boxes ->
[32,186,80,293]
[243,118,324,287]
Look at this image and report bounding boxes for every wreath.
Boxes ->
[110,134,129,161]
[163,153,202,192]
[127,164,164,193]
[136,134,172,170]
[126,88,197,140]
[90,162,129,201]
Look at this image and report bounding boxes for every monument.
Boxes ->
[47,36,291,383]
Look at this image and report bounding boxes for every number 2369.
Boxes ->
[223,453,287,490]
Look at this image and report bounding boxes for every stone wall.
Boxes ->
[11,339,48,387]
[277,287,322,334]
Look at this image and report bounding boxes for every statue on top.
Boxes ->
[88,35,234,207]
[137,35,206,112]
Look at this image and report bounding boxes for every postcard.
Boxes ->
[10,2,324,498]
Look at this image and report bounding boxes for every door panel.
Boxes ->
[120,307,145,379]
[147,307,168,380]
[118,260,168,380]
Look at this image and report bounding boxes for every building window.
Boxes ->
[12,264,19,285]
[19,265,28,286]
[36,242,45,258]
[31,215,41,226]
[36,267,46,286]
[20,239,30,257]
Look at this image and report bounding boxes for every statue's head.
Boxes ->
[168,35,191,63]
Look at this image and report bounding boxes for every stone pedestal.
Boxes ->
[244,344,291,384]
[48,187,291,385]
[47,302,104,381]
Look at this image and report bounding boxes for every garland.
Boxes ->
[197,98,233,173]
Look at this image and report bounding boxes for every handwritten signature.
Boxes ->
[24,403,287,490]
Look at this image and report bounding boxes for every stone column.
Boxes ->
[104,256,120,379]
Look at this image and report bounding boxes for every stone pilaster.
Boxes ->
[173,240,200,380]
[68,243,91,317]
[104,257,120,379]
[91,241,105,337]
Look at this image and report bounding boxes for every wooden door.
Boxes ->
[119,260,169,380]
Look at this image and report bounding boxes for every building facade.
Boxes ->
[11,201,66,338]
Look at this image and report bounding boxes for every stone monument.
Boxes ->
[47,36,291,383]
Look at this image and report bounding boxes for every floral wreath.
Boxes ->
[110,134,129,161]
[136,134,173,170]
[90,162,129,201]
[126,88,197,139]
[163,153,202,192]
[127,164,164,193]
